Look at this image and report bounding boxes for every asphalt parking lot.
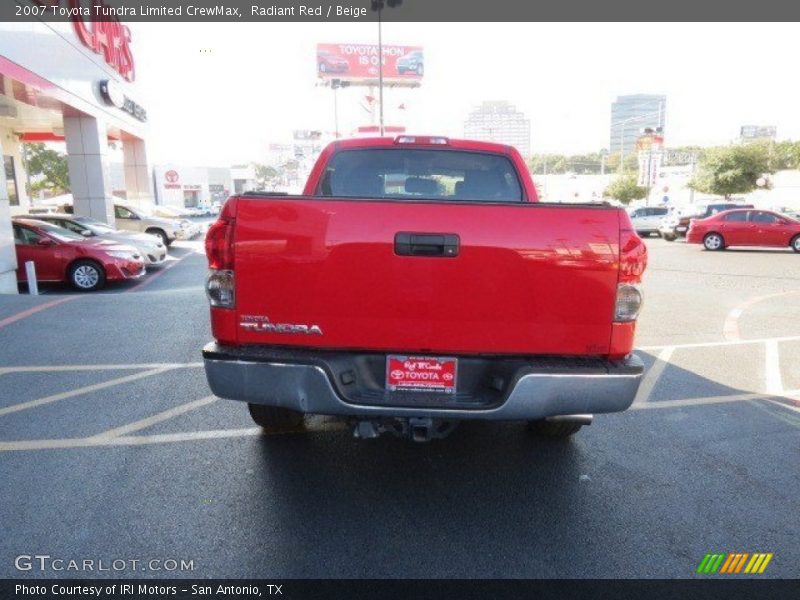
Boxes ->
[0,236,798,579]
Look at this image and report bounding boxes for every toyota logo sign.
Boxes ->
[165,170,179,184]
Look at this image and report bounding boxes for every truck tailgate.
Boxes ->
[233,197,620,356]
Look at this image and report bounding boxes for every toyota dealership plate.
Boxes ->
[386,355,458,394]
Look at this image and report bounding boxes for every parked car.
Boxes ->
[113,204,188,246]
[659,202,753,241]
[60,201,185,247]
[396,50,424,76]
[148,206,203,238]
[317,49,349,74]
[687,209,800,252]
[12,218,145,291]
[16,214,167,267]
[202,136,648,441]
[628,206,669,237]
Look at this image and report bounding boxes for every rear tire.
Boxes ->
[663,233,676,241]
[68,260,105,292]
[791,235,800,253]
[527,420,583,438]
[247,404,305,432]
[703,232,725,251]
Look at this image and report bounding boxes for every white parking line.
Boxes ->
[0,362,202,375]
[87,395,218,441]
[765,340,784,396]
[633,346,674,406]
[639,334,800,351]
[0,367,174,417]
[630,392,765,410]
[0,421,348,452]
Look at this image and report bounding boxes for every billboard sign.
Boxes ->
[740,125,777,141]
[316,43,424,85]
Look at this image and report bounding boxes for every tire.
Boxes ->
[662,233,676,241]
[703,232,725,251]
[527,420,583,438]
[68,260,105,292]
[247,403,305,432]
[791,235,800,253]
[146,228,170,247]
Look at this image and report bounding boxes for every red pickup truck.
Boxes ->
[203,136,647,441]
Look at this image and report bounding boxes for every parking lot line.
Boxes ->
[633,346,674,406]
[87,395,218,441]
[764,340,784,395]
[0,420,349,452]
[0,366,174,417]
[0,296,78,330]
[129,249,194,291]
[639,334,800,351]
[0,362,202,375]
[722,290,800,342]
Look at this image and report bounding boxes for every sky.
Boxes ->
[131,22,800,166]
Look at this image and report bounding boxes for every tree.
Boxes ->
[252,163,278,190]
[604,174,648,205]
[23,143,70,195]
[689,142,775,198]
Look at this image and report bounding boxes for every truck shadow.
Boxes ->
[242,350,758,577]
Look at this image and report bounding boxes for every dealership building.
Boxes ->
[0,16,149,294]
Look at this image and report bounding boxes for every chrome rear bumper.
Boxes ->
[202,343,644,421]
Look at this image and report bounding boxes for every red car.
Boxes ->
[13,218,146,291]
[317,50,349,74]
[686,209,800,252]
[202,136,648,441]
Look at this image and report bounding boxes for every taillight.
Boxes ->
[614,284,643,322]
[205,216,235,270]
[206,269,235,308]
[205,200,237,308]
[616,217,647,322]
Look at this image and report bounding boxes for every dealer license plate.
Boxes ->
[386,355,457,394]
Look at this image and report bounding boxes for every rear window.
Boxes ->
[317,149,523,202]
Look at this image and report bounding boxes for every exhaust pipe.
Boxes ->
[545,414,593,426]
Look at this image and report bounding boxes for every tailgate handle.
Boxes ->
[394,232,460,257]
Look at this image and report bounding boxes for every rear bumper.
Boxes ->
[202,343,644,421]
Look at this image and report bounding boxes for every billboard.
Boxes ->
[316,43,424,86]
[740,125,777,141]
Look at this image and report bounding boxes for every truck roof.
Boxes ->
[330,136,519,155]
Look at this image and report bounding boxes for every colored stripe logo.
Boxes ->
[696,553,773,574]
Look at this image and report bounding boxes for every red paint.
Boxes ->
[687,209,800,249]
[12,219,145,287]
[30,0,136,81]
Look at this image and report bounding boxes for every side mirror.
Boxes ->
[37,237,55,246]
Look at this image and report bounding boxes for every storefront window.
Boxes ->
[4,156,19,206]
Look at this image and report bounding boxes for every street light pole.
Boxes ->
[371,0,401,137]
[377,3,384,136]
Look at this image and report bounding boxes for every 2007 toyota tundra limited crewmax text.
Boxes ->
[202,136,647,441]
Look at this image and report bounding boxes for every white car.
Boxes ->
[628,206,669,237]
[113,204,185,246]
[26,214,168,267]
[149,206,202,238]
